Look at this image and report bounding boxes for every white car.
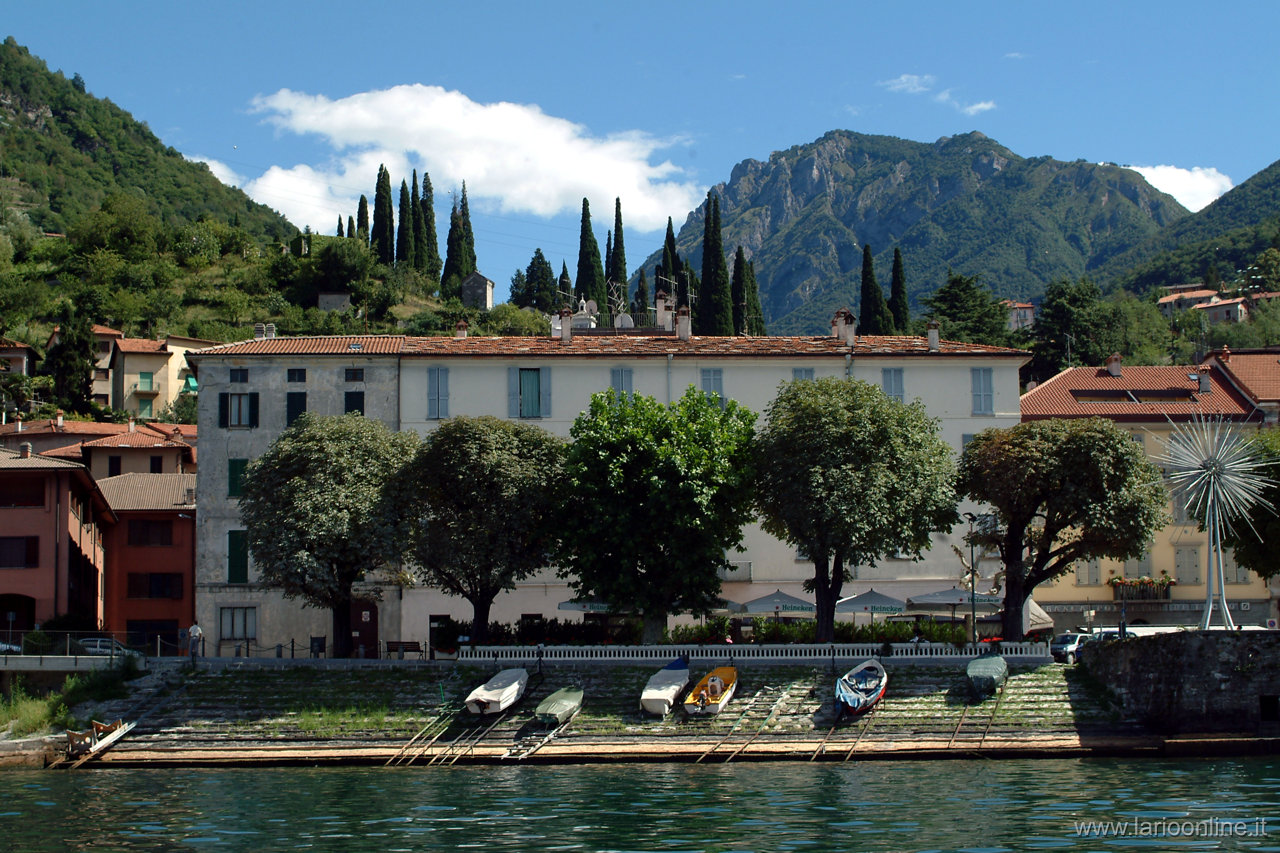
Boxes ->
[79,638,142,658]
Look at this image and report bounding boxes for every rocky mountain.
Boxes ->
[641,130,1189,334]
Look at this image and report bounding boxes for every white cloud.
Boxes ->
[934,90,997,116]
[190,156,244,188]
[1128,165,1234,212]
[1004,52,1026,60]
[243,84,704,233]
[880,74,935,94]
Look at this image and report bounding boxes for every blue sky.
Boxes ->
[7,2,1279,302]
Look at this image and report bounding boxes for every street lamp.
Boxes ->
[964,512,978,648]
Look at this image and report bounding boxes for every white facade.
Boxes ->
[189,327,1028,653]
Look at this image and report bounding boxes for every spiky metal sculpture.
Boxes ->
[1158,414,1274,629]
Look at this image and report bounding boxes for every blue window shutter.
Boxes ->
[539,367,552,417]
[439,367,449,419]
[427,367,440,420]
[507,367,520,419]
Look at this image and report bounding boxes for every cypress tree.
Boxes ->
[697,194,733,336]
[356,195,370,246]
[858,244,892,335]
[459,182,477,273]
[611,197,626,292]
[632,268,650,326]
[745,260,767,336]
[575,198,606,310]
[347,216,356,240]
[337,216,344,238]
[395,179,412,266]
[372,165,395,265]
[558,262,572,308]
[604,231,613,284]
[420,172,442,288]
[440,200,467,301]
[658,217,683,306]
[888,247,910,333]
[410,169,425,272]
[525,248,557,314]
[731,246,749,334]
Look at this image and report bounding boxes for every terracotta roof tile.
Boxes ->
[1021,364,1261,422]
[1157,289,1217,304]
[0,420,131,438]
[1208,348,1280,403]
[79,431,191,449]
[189,335,407,358]
[97,473,196,512]
[115,337,168,353]
[92,324,123,337]
[0,446,86,470]
[0,338,37,351]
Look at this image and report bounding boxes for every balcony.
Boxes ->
[130,382,160,396]
[718,561,752,582]
[1111,583,1172,601]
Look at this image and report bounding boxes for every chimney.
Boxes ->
[927,321,940,352]
[185,486,196,506]
[454,320,468,339]
[832,309,848,339]
[56,409,64,428]
[655,292,671,331]
[128,415,136,433]
[676,306,692,341]
[19,442,32,459]
[1220,345,1231,364]
[559,308,573,344]
[1025,380,1039,392]
[831,317,840,338]
[253,322,266,340]
[265,323,276,339]
[1198,366,1211,394]
[842,310,857,346]
[1105,352,1123,377]
[15,414,21,432]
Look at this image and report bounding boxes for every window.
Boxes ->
[138,398,153,419]
[792,368,815,382]
[610,367,633,398]
[0,477,43,507]
[228,530,249,584]
[1074,558,1101,586]
[108,455,123,477]
[701,368,724,409]
[1174,546,1201,585]
[220,606,257,641]
[228,458,248,498]
[427,367,450,419]
[1224,551,1251,585]
[286,391,307,426]
[345,368,364,382]
[138,371,154,392]
[287,368,307,383]
[509,367,551,419]
[882,367,904,403]
[150,455,163,474]
[230,368,248,383]
[127,572,183,599]
[1124,549,1152,579]
[128,520,173,547]
[0,536,38,568]
[218,392,260,428]
[344,391,365,415]
[971,367,994,415]
[961,434,976,449]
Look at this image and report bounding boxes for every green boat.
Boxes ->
[535,687,584,726]
[966,655,1008,700]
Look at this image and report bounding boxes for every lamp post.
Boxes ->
[964,512,978,648]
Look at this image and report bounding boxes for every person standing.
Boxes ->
[188,621,203,664]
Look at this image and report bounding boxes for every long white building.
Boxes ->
[188,310,1028,655]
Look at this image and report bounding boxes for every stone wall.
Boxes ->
[1081,631,1280,734]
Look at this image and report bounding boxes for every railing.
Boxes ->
[455,641,1050,663]
[1112,585,1172,601]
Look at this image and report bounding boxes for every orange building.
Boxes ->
[98,473,196,654]
[0,444,115,634]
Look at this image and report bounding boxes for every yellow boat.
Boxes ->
[682,665,738,715]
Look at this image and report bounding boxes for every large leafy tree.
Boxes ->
[238,413,419,658]
[575,198,606,310]
[958,418,1168,640]
[755,378,959,641]
[403,416,564,644]
[1028,278,1114,380]
[921,270,1010,345]
[1219,427,1280,580]
[557,388,757,643]
[858,244,893,335]
[697,193,733,336]
[42,300,95,414]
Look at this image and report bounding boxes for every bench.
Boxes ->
[384,640,425,660]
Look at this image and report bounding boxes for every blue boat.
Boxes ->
[835,659,888,716]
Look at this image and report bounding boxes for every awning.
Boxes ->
[742,589,816,616]
[183,375,199,393]
[906,586,1003,615]
[836,588,906,614]
[557,599,612,613]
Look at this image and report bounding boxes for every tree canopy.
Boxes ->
[921,271,1010,345]
[1219,427,1280,580]
[238,413,419,657]
[754,377,959,641]
[402,416,564,644]
[957,418,1168,640]
[556,388,757,642]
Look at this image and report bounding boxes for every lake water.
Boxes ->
[2,758,1278,852]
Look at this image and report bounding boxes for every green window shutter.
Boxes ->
[539,366,551,417]
[286,392,307,426]
[228,530,249,584]
[248,393,260,427]
[218,393,229,428]
[428,367,449,419]
[507,367,520,419]
[228,459,248,498]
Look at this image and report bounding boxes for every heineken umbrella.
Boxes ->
[557,599,612,614]
[906,586,1003,617]
[835,588,906,615]
[742,589,816,617]
[710,598,746,614]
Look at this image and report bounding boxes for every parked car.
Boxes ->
[1049,632,1093,664]
[78,637,142,659]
